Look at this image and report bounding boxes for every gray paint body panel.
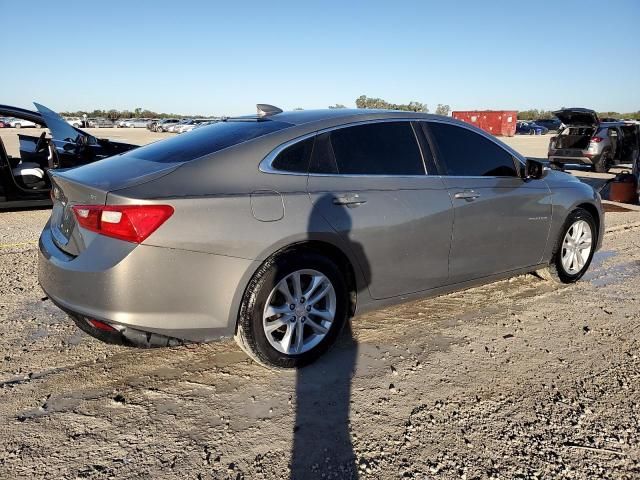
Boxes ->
[443,176,553,283]
[307,175,453,299]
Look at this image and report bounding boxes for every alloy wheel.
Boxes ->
[561,219,593,274]
[262,269,336,355]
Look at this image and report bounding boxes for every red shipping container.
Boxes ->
[451,110,517,137]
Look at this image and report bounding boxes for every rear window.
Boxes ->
[123,120,292,163]
[272,137,314,173]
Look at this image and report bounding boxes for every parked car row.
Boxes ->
[49,116,221,132]
[149,118,218,133]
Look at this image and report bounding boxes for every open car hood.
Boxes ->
[553,108,599,127]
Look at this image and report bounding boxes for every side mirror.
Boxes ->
[524,158,548,180]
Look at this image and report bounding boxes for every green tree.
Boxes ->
[355,95,427,112]
[435,104,450,116]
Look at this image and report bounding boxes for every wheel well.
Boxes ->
[576,203,600,237]
[274,241,358,316]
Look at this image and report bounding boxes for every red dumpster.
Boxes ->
[452,110,517,137]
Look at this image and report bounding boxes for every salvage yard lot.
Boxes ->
[1,129,640,479]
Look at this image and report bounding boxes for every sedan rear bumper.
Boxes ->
[38,223,258,342]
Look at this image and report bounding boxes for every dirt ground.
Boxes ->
[1,128,640,479]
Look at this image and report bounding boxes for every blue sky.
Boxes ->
[1,0,639,115]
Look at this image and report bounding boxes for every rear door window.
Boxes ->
[426,122,518,177]
[328,122,425,175]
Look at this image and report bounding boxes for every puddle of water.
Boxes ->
[582,249,640,287]
[583,250,617,281]
[588,260,640,287]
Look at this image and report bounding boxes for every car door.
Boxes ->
[306,120,453,299]
[423,120,552,284]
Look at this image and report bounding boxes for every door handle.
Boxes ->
[454,191,481,201]
[333,194,367,208]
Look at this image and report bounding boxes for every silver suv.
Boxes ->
[548,108,640,172]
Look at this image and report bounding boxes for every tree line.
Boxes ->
[353,96,451,116]
[58,107,216,120]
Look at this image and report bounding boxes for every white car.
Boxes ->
[9,118,37,128]
[167,120,191,133]
[127,118,151,128]
[65,117,83,128]
[175,118,209,133]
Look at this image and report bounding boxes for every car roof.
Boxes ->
[246,108,448,129]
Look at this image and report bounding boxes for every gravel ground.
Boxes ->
[1,208,640,479]
[1,129,640,479]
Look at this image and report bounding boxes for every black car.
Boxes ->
[0,103,138,208]
[534,117,562,131]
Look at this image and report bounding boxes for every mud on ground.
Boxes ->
[1,210,640,480]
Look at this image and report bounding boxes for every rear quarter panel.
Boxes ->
[109,166,373,333]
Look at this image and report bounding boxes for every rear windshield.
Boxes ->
[122,120,292,163]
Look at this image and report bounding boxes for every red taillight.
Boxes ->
[590,136,603,143]
[87,318,117,332]
[72,204,174,243]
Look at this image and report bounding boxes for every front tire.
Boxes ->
[544,208,596,283]
[235,252,349,368]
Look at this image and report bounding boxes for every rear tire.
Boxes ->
[542,208,596,283]
[593,151,611,173]
[235,252,349,369]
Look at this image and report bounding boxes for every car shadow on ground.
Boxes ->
[290,323,359,479]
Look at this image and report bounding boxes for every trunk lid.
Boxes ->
[553,108,599,127]
[49,173,109,256]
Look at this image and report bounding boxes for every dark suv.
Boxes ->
[548,108,640,172]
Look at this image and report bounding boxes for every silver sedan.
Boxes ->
[38,106,604,368]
